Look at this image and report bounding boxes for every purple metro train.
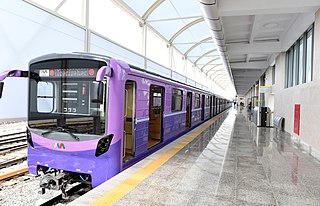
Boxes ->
[0,53,231,197]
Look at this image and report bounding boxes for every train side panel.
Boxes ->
[119,66,231,170]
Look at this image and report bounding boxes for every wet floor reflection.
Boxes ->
[220,110,320,205]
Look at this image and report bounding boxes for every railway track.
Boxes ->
[0,131,28,182]
[0,151,28,181]
[0,131,27,154]
[0,155,27,169]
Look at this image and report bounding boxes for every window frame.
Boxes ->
[305,26,314,83]
[171,88,183,112]
[194,93,200,109]
[205,95,210,107]
[298,37,305,85]
[37,81,55,113]
[292,43,299,86]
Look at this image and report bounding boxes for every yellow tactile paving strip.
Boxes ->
[90,111,227,206]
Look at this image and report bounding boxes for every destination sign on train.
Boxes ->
[38,68,96,77]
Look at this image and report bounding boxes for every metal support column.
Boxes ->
[85,0,90,52]
[168,44,173,78]
[141,22,148,70]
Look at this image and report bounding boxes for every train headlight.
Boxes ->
[95,134,113,157]
[26,127,34,148]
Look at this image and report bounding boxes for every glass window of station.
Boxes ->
[285,24,314,88]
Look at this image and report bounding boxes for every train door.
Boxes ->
[209,96,213,117]
[148,85,164,149]
[186,92,192,128]
[123,81,136,162]
[201,95,205,121]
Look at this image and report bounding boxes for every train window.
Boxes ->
[37,82,54,113]
[205,96,210,107]
[171,88,183,112]
[29,59,107,137]
[195,93,200,108]
[153,92,162,107]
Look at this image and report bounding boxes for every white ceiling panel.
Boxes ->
[187,22,212,42]
[148,0,181,20]
[122,0,155,17]
[169,0,202,17]
[150,19,195,40]
[174,44,195,54]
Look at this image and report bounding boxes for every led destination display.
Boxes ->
[38,68,96,78]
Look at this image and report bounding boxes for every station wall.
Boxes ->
[246,9,320,156]
[0,1,85,121]
[273,9,320,154]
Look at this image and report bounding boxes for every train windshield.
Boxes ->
[28,59,108,140]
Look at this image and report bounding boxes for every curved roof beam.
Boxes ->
[211,73,226,88]
[205,64,223,75]
[209,70,225,78]
[216,79,228,86]
[200,57,220,71]
[211,73,226,82]
[169,17,204,43]
[142,0,165,20]
[194,49,217,65]
[184,36,212,56]
[216,77,228,83]
[216,78,228,86]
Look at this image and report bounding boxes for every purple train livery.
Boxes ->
[0,53,231,197]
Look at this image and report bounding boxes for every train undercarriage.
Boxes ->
[38,166,92,199]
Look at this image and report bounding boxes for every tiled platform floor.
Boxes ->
[70,109,320,205]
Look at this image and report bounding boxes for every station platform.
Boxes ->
[69,109,320,206]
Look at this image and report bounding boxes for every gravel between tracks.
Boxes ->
[0,122,62,205]
[0,176,61,206]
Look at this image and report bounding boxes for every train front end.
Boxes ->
[26,55,119,196]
